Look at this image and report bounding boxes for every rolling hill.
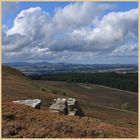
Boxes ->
[3,62,138,75]
[2,66,138,138]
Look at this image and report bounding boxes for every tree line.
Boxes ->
[30,72,138,92]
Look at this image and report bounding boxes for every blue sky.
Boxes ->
[2,2,138,28]
[2,2,138,64]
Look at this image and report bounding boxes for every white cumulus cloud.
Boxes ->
[2,2,138,63]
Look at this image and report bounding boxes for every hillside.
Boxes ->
[2,66,58,105]
[2,66,138,138]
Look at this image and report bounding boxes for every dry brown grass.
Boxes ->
[2,102,137,138]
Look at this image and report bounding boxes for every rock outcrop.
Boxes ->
[49,98,84,116]
[67,98,77,116]
[12,99,41,109]
[49,98,67,114]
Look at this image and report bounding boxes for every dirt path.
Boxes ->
[79,83,137,95]
[96,84,137,95]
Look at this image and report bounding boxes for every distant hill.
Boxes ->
[3,62,138,75]
[2,66,138,138]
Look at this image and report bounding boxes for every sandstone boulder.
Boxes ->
[49,98,84,116]
[49,98,67,114]
[67,98,77,116]
[12,99,41,109]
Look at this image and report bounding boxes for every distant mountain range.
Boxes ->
[3,62,138,76]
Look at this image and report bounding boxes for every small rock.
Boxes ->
[12,99,41,109]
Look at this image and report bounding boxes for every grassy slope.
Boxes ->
[35,80,138,128]
[2,66,138,138]
[2,66,60,106]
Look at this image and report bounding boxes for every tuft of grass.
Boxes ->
[3,113,16,121]
[62,92,67,96]
[2,121,25,138]
[52,89,58,94]
[41,88,45,92]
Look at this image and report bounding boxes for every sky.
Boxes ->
[2,2,138,64]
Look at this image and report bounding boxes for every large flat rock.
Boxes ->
[12,99,41,109]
